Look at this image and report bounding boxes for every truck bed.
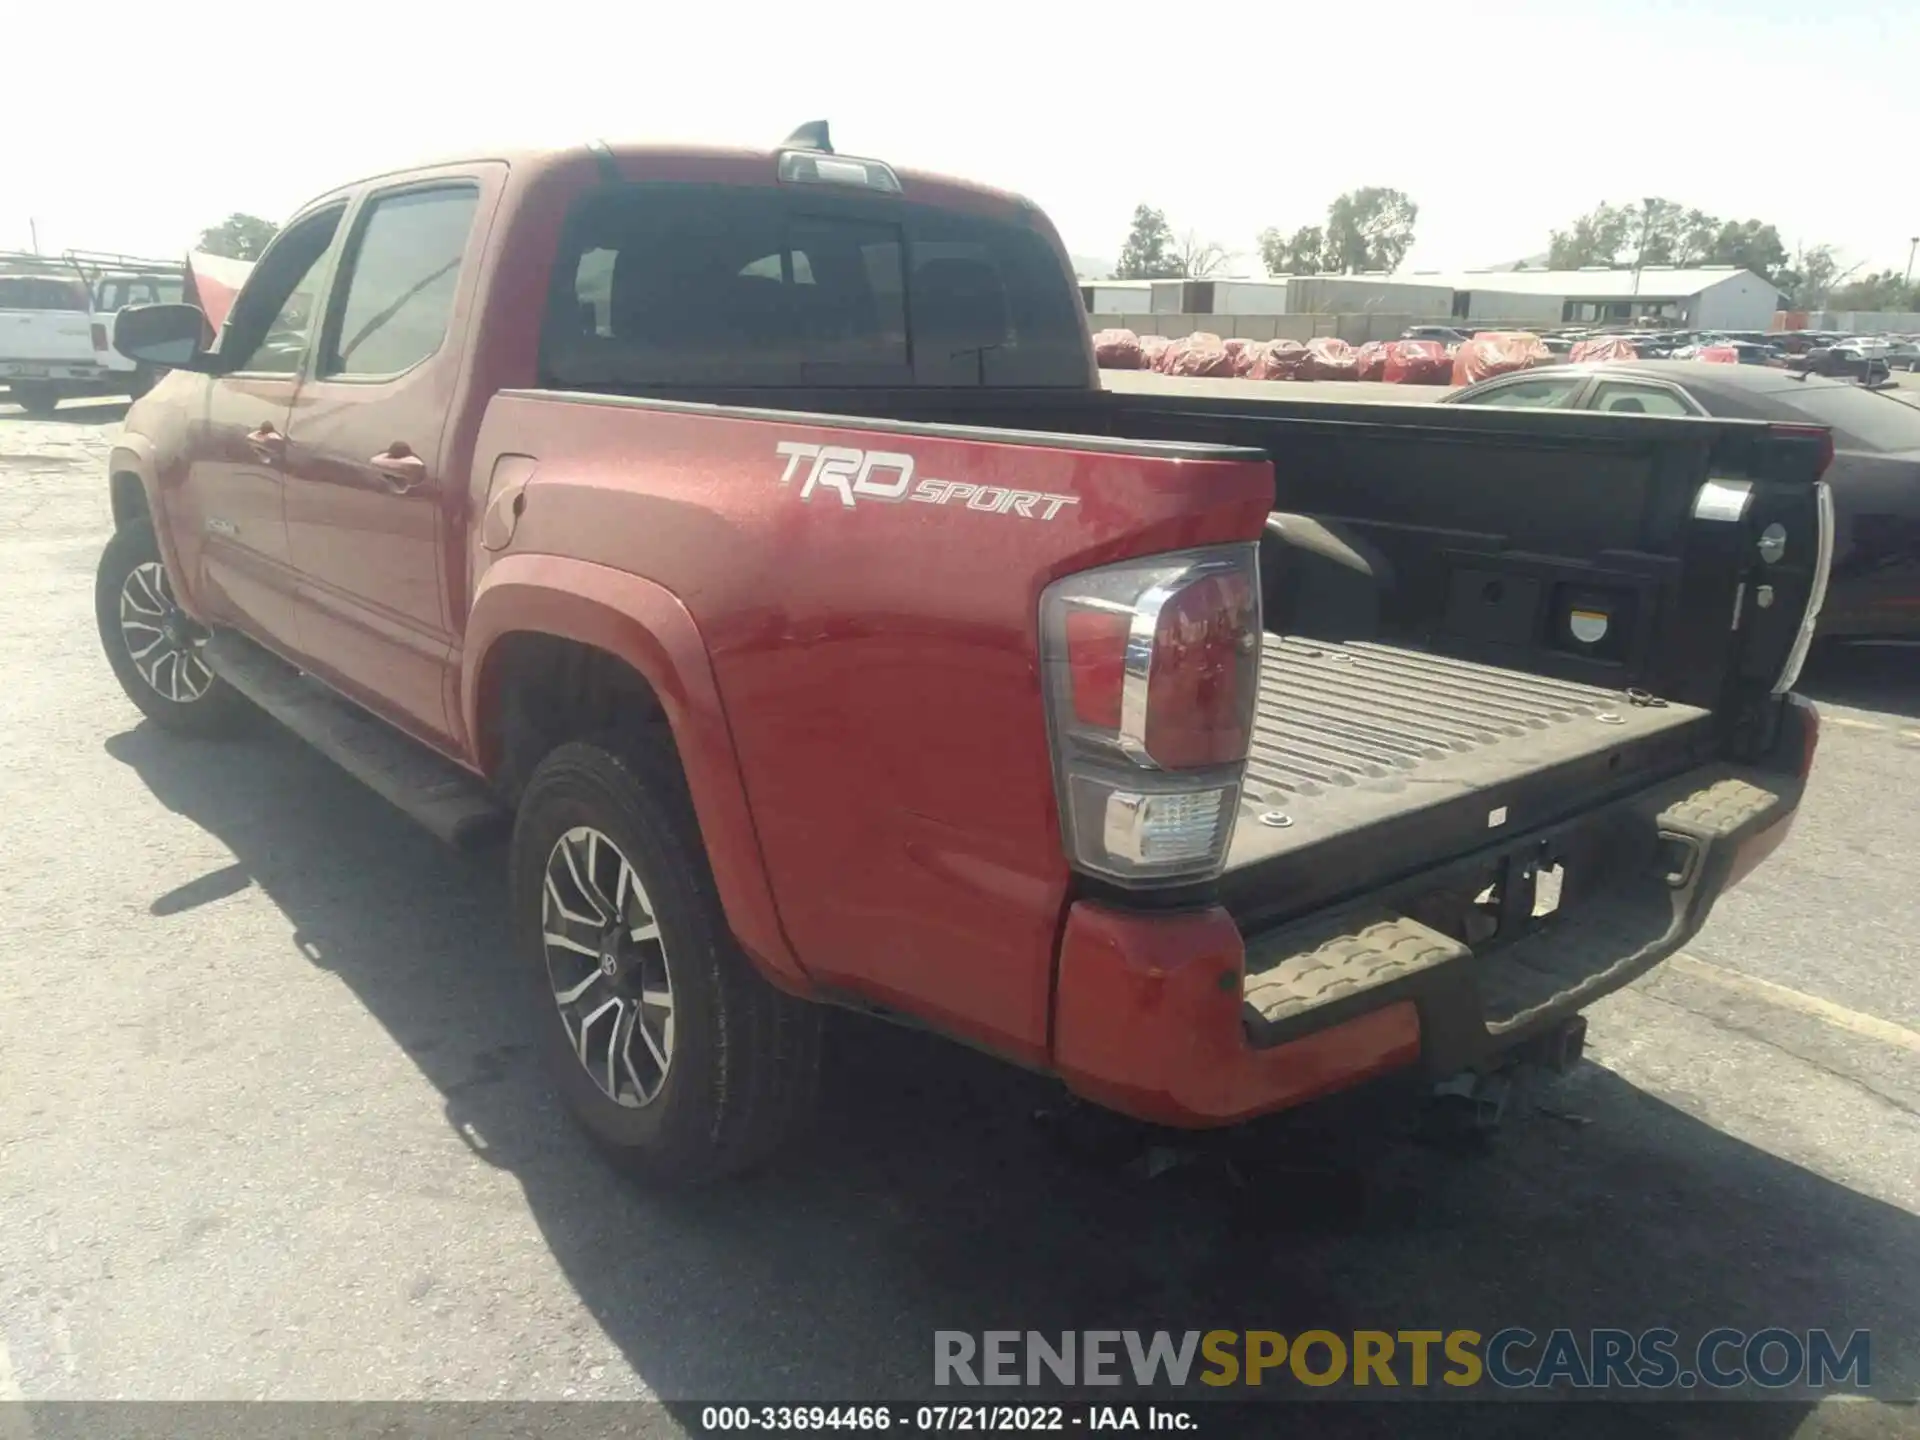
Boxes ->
[1222,636,1714,915]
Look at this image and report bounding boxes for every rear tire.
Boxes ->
[94,520,252,737]
[510,739,821,1184]
[9,381,60,416]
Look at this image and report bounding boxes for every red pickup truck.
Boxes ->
[99,128,1829,1183]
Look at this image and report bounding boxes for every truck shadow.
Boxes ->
[106,723,1917,1436]
[1799,644,1920,722]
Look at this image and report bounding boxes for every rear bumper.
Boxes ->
[1050,698,1816,1127]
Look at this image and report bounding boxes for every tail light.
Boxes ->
[91,322,110,353]
[1767,422,1835,478]
[1039,544,1261,886]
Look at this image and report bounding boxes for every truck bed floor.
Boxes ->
[1228,637,1711,865]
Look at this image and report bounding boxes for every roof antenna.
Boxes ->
[783,121,832,154]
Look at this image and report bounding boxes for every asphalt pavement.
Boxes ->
[1,399,1916,1437]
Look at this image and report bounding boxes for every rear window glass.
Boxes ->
[1757,383,1920,453]
[542,182,1088,389]
[0,276,90,311]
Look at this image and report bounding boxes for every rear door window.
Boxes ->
[542,182,1087,389]
[1588,381,1698,417]
[1452,375,1584,408]
[320,185,478,378]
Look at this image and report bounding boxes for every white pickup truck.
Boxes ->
[1,253,186,415]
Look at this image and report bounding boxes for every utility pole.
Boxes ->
[28,218,40,255]
[1906,235,1918,288]
[1630,198,1658,322]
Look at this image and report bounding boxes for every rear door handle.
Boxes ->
[246,422,285,463]
[370,444,427,494]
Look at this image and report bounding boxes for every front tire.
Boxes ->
[94,520,251,736]
[9,381,60,416]
[510,739,821,1184]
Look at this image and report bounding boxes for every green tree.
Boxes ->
[1114,205,1183,280]
[1547,203,1635,268]
[196,213,280,261]
[1548,201,1797,284]
[1258,224,1329,274]
[1774,245,1844,310]
[1323,187,1419,273]
[1259,187,1418,275]
[1709,219,1789,280]
[1827,269,1920,313]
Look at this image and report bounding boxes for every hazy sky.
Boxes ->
[8,0,1916,279]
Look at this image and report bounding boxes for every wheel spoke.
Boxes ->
[553,969,603,1005]
[639,984,673,1013]
[558,835,608,922]
[180,650,213,697]
[130,566,167,614]
[577,996,620,1066]
[636,1012,670,1073]
[543,874,598,930]
[629,919,660,944]
[125,631,166,661]
[542,930,600,960]
[608,1002,636,1099]
[615,858,633,921]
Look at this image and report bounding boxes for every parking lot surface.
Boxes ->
[2,401,1916,1437]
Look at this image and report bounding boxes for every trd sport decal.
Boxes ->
[775,441,1080,520]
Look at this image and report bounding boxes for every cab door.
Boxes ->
[176,205,346,655]
[280,176,490,751]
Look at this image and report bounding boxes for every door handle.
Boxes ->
[246,422,285,462]
[369,444,428,494]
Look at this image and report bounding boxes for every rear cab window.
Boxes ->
[542,182,1088,389]
[0,277,91,312]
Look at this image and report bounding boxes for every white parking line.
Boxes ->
[1669,953,1920,1056]
[1823,715,1886,732]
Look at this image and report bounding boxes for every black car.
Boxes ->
[1790,346,1894,384]
[1442,361,1920,645]
[1401,324,1472,344]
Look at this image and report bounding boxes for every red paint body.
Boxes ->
[111,141,1814,1128]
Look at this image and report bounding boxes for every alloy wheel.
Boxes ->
[118,561,214,704]
[540,826,676,1107]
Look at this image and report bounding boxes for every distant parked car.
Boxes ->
[1441,361,1920,645]
[1788,345,1894,384]
[1401,324,1472,344]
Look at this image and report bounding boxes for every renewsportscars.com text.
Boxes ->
[934,1328,1871,1392]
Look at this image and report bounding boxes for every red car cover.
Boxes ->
[1450,331,1551,386]
[1091,328,1144,370]
[1695,345,1739,364]
[1570,336,1639,364]
[1223,337,1260,376]
[1381,339,1451,383]
[1245,338,1307,380]
[1161,332,1236,378]
[1355,341,1389,382]
[1301,336,1360,381]
[1138,335,1173,371]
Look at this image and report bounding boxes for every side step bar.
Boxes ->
[206,631,509,849]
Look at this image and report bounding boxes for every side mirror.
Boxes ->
[114,303,211,370]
